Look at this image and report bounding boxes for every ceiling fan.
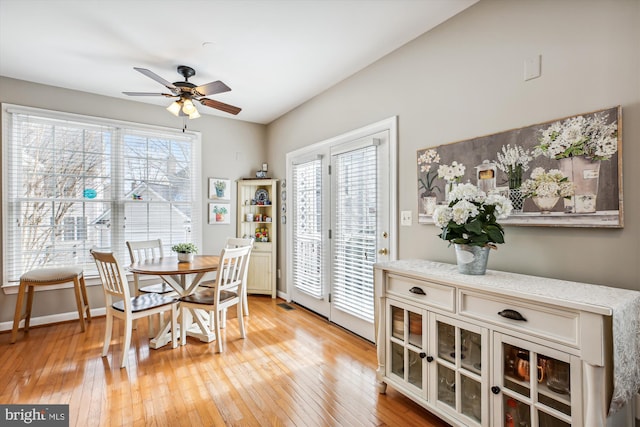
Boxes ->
[123,65,241,119]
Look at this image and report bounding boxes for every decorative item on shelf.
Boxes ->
[245,213,253,222]
[475,160,497,194]
[534,111,617,213]
[171,242,198,263]
[532,196,560,214]
[437,161,466,203]
[417,148,441,215]
[255,227,269,242]
[255,188,269,205]
[520,167,574,214]
[496,144,533,213]
[432,183,512,275]
[256,162,268,179]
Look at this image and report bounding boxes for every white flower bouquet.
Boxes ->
[496,144,533,189]
[437,161,466,182]
[520,167,574,199]
[535,112,618,161]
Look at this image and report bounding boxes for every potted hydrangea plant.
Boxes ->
[432,183,512,275]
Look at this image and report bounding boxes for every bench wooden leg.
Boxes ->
[24,285,35,331]
[73,276,86,332]
[11,282,27,343]
[80,274,91,323]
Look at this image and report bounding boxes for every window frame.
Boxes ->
[2,104,202,289]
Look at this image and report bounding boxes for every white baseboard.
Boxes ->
[0,308,105,332]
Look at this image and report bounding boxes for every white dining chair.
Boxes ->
[126,239,175,336]
[224,237,254,317]
[91,249,178,368]
[179,245,251,353]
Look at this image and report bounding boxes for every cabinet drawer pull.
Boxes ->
[498,309,527,321]
[419,352,427,359]
[426,356,434,363]
[409,287,426,295]
[491,386,501,395]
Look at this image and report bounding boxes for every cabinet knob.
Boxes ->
[378,248,389,255]
[409,287,426,295]
[491,386,501,395]
[419,352,427,359]
[498,309,527,321]
[426,356,434,363]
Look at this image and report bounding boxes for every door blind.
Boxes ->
[332,145,377,322]
[291,159,323,298]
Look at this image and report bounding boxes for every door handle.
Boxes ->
[378,248,388,255]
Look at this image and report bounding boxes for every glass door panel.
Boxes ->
[408,349,423,388]
[503,395,531,427]
[437,321,455,364]
[503,343,531,398]
[461,329,482,375]
[437,364,456,408]
[391,341,403,377]
[537,353,571,416]
[408,311,422,347]
[461,375,482,423]
[391,305,404,340]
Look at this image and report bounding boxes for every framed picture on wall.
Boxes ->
[209,203,231,225]
[417,106,622,228]
[209,178,230,200]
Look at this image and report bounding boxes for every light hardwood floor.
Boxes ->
[1,296,451,427]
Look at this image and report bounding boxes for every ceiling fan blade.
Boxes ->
[122,92,175,97]
[199,98,242,115]
[133,67,178,92]
[194,81,231,97]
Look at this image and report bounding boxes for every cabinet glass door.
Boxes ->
[387,301,426,395]
[434,315,487,426]
[496,334,577,427]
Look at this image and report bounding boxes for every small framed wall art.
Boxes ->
[209,178,230,200]
[209,203,231,224]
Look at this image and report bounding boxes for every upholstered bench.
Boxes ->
[11,267,91,343]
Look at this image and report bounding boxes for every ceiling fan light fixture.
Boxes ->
[167,101,182,116]
[181,98,197,115]
[188,109,201,119]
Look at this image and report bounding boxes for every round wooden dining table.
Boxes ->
[130,255,220,349]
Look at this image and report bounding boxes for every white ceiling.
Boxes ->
[0,0,477,124]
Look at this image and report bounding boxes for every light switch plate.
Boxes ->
[401,210,412,226]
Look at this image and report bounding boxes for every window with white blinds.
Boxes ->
[291,158,323,298]
[2,105,201,284]
[332,145,377,322]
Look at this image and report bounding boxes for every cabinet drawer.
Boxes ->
[386,274,455,312]
[459,290,580,347]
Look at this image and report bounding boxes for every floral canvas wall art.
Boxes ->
[417,106,622,228]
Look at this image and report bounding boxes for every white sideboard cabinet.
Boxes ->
[374,260,640,427]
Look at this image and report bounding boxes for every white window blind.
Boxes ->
[2,106,201,284]
[332,145,377,322]
[291,159,323,298]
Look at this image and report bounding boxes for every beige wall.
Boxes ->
[0,76,266,322]
[267,0,640,294]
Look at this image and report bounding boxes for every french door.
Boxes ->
[287,117,397,341]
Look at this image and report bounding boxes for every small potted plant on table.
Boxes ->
[171,243,198,263]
